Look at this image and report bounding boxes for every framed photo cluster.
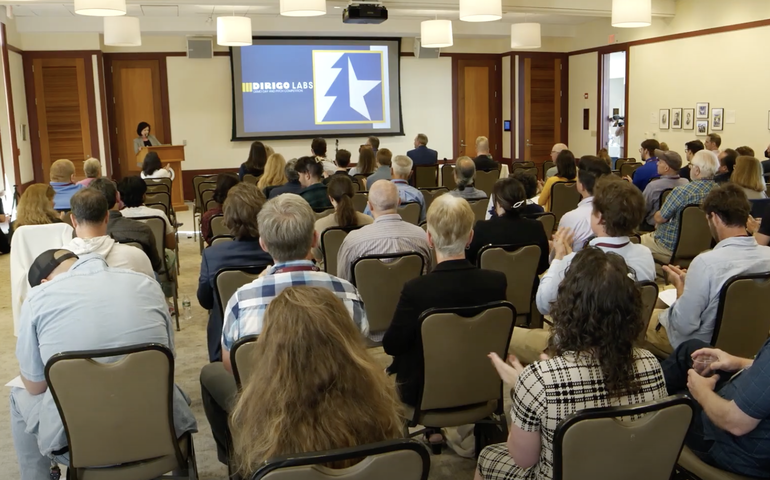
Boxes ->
[661,102,723,136]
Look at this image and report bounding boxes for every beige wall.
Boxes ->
[9,52,32,184]
[567,52,598,157]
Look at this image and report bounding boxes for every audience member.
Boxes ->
[202,173,239,246]
[597,148,612,167]
[257,153,288,194]
[311,137,336,176]
[296,156,332,210]
[118,176,176,251]
[645,184,770,357]
[714,149,738,184]
[641,150,689,230]
[384,194,507,409]
[365,155,427,223]
[240,141,267,180]
[365,135,380,153]
[338,180,432,288]
[659,142,670,152]
[705,133,722,156]
[680,140,705,180]
[662,339,770,477]
[311,175,373,268]
[631,139,661,191]
[467,176,549,271]
[348,147,376,176]
[228,286,401,476]
[64,189,154,278]
[198,183,272,362]
[200,194,368,463]
[559,155,612,252]
[731,156,767,199]
[366,148,393,188]
[141,151,175,181]
[539,149,576,211]
[77,158,101,187]
[640,150,718,264]
[12,249,197,478]
[323,149,353,185]
[473,136,499,171]
[407,133,438,166]
[264,144,275,158]
[267,158,302,199]
[49,159,83,211]
[736,146,755,157]
[545,143,568,179]
[13,184,62,231]
[511,170,545,215]
[477,248,666,480]
[450,156,489,200]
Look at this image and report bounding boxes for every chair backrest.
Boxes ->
[478,245,541,319]
[231,334,260,388]
[712,273,770,359]
[474,170,499,197]
[441,164,456,190]
[671,204,711,268]
[615,158,632,171]
[550,182,581,224]
[620,162,643,178]
[214,267,266,318]
[468,198,489,223]
[553,395,694,480]
[211,235,235,246]
[352,174,369,191]
[398,202,421,225]
[314,208,335,220]
[201,189,216,212]
[134,216,168,274]
[145,183,170,194]
[321,226,363,274]
[525,212,556,239]
[210,214,229,237]
[243,174,259,185]
[251,439,430,480]
[352,192,368,213]
[45,344,186,470]
[193,174,217,210]
[542,160,555,178]
[414,164,439,188]
[145,191,171,212]
[418,187,448,212]
[637,281,659,342]
[418,302,516,411]
[660,188,673,210]
[750,198,770,219]
[352,253,425,333]
[145,177,172,193]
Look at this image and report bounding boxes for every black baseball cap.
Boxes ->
[28,249,78,287]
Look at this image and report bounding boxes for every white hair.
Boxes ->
[691,150,719,179]
[392,155,413,178]
[368,180,399,212]
[427,195,474,257]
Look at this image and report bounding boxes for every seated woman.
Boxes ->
[201,173,239,246]
[348,147,376,177]
[467,176,549,272]
[731,156,767,199]
[476,248,667,480]
[140,151,175,181]
[77,158,101,187]
[13,184,62,234]
[198,182,272,362]
[257,153,288,196]
[487,170,544,219]
[539,149,577,211]
[240,141,268,180]
[228,286,402,476]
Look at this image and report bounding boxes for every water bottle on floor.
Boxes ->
[182,295,192,321]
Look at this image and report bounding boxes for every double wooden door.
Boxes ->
[454,57,502,161]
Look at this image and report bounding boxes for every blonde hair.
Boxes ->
[265,145,275,158]
[83,158,101,178]
[427,194,474,257]
[476,136,489,153]
[732,156,765,193]
[16,184,60,227]
[257,153,288,191]
[50,159,75,182]
[230,286,402,475]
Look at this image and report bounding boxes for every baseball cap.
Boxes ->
[655,149,683,171]
[28,249,78,288]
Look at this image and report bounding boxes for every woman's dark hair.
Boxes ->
[245,141,268,174]
[356,148,376,175]
[117,176,148,208]
[213,173,240,205]
[141,151,162,177]
[511,170,537,198]
[311,137,327,157]
[556,150,577,179]
[548,247,643,397]
[136,122,151,136]
[327,175,358,228]
[492,177,526,214]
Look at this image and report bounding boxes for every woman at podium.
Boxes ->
[133,121,161,154]
[141,151,175,181]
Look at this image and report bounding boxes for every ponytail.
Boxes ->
[334,194,357,228]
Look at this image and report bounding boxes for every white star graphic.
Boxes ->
[347,57,381,120]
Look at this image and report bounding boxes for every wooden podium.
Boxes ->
[136,145,188,212]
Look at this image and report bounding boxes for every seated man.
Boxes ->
[11,250,196,479]
[449,156,488,200]
[49,159,83,211]
[296,156,332,210]
[200,193,368,464]
[473,136,499,172]
[383,194,506,407]
[118,175,176,251]
[714,149,737,184]
[267,158,303,199]
[662,339,770,477]
[364,155,427,223]
[407,133,438,166]
[558,155,612,252]
[63,189,154,278]
[545,143,568,179]
[631,139,661,191]
[641,150,719,264]
[338,180,432,285]
[322,149,352,185]
[89,177,162,272]
[366,148,393,189]
[645,184,770,357]
[641,150,689,231]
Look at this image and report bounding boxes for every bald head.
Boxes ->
[367,180,400,216]
[551,143,568,161]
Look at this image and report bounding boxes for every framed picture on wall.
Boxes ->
[683,109,695,130]
[696,120,709,136]
[696,102,710,119]
[712,108,724,131]
[659,109,670,129]
[671,108,682,129]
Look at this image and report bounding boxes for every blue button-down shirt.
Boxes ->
[654,179,716,252]
[660,236,770,348]
[365,179,427,223]
[632,157,660,191]
[50,182,83,211]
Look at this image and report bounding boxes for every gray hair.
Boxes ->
[83,158,101,178]
[257,194,315,262]
[392,155,413,178]
[416,133,428,146]
[285,158,299,182]
[455,156,476,191]
[691,150,719,180]
[427,194,474,257]
[368,180,399,212]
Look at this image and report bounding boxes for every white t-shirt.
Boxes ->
[141,167,175,181]
[121,206,174,235]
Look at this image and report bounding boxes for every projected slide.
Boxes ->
[231,38,403,141]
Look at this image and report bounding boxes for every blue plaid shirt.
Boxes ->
[221,260,369,350]
[653,179,716,251]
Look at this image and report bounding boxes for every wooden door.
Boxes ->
[520,56,567,172]
[31,57,96,183]
[107,58,167,179]
[454,57,502,160]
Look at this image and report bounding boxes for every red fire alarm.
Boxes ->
[584,93,589,100]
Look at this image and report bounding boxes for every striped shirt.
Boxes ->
[336,214,433,282]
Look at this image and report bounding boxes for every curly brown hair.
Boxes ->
[547,247,644,396]
[223,183,266,240]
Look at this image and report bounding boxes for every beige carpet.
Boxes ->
[0,207,480,479]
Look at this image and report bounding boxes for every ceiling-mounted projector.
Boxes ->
[343,2,388,24]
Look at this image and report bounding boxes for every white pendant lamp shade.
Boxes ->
[104,16,141,46]
[217,16,252,47]
[421,20,453,49]
[459,0,502,22]
[280,0,326,17]
[74,0,126,16]
[511,23,541,49]
[611,0,651,28]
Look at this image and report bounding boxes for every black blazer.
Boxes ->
[466,212,550,274]
[267,180,303,199]
[474,155,499,172]
[407,145,439,166]
[382,259,507,407]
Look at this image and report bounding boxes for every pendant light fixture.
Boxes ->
[217,16,252,47]
[511,23,541,49]
[420,19,453,49]
[611,0,652,28]
[459,0,502,22]
[280,0,326,17]
[104,16,141,46]
[74,0,126,16]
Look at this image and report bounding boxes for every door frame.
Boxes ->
[451,54,503,162]
[516,52,569,162]
[596,45,630,156]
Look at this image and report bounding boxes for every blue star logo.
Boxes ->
[313,51,384,124]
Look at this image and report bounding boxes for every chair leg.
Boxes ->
[173,282,180,331]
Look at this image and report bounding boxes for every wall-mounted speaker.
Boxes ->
[187,37,213,59]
